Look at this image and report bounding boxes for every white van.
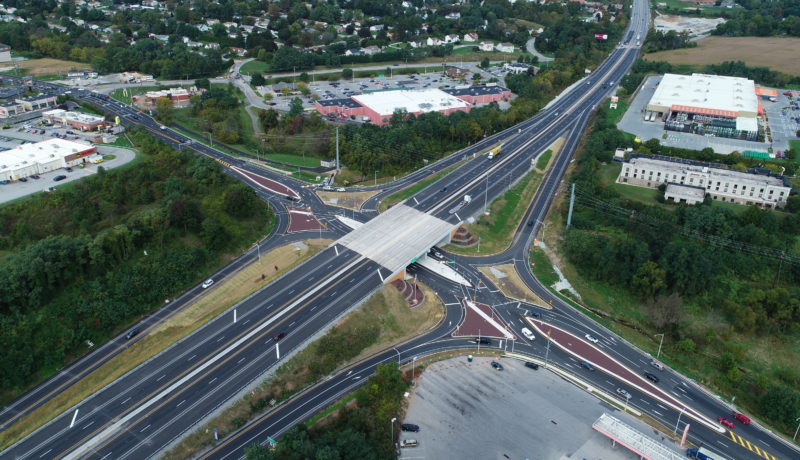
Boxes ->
[521,328,535,340]
[400,439,418,448]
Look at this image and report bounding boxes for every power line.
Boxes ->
[571,186,800,265]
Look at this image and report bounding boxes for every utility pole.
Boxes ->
[484,172,489,214]
[567,183,576,227]
[335,126,340,171]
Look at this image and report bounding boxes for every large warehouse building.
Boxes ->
[617,154,792,209]
[645,73,761,141]
[315,85,512,125]
[0,138,96,181]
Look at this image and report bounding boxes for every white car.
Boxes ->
[616,388,631,399]
[521,328,535,341]
[201,278,214,289]
[585,334,599,344]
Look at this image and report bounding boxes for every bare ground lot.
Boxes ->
[13,58,87,76]
[645,37,800,76]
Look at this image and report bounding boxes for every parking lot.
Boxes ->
[763,90,799,154]
[262,64,508,120]
[400,356,684,460]
[0,124,136,204]
[618,75,797,155]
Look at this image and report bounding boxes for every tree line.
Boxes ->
[562,104,800,437]
[643,30,696,53]
[711,0,800,37]
[0,130,273,397]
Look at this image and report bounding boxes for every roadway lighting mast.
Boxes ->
[654,333,665,360]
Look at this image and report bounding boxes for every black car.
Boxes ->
[580,361,595,371]
[401,423,420,432]
[524,362,540,370]
[490,361,504,370]
[53,175,67,181]
[125,328,140,340]
[65,167,72,172]
[18,177,27,182]
[529,311,542,318]
[644,372,660,383]
[440,186,447,192]
[274,332,287,341]
[476,337,492,345]
[30,174,40,179]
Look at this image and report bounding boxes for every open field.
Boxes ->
[645,36,800,77]
[11,58,87,77]
[479,264,547,306]
[163,282,443,459]
[0,239,331,450]
[316,189,380,210]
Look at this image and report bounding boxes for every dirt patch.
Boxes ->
[15,58,87,76]
[653,14,725,37]
[479,264,549,307]
[645,36,800,77]
[316,189,380,210]
[0,239,331,451]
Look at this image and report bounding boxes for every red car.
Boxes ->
[717,417,735,429]
[732,411,751,424]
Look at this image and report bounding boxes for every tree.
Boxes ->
[195,78,210,90]
[472,72,482,81]
[224,185,258,218]
[297,82,311,95]
[250,72,266,86]
[289,97,304,116]
[643,293,684,330]
[480,57,490,69]
[154,97,174,124]
[298,72,310,83]
[263,92,274,102]
[631,261,666,299]
[342,68,353,79]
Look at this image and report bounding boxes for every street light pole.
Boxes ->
[624,393,631,413]
[674,407,686,434]
[374,170,377,186]
[654,333,665,360]
[254,241,261,263]
[544,332,551,369]
[412,356,417,385]
[391,417,397,447]
[393,347,401,364]
[794,416,800,441]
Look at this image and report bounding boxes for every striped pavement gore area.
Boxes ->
[727,430,779,460]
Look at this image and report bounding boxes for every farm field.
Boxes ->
[645,36,800,77]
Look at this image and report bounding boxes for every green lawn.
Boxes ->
[264,153,322,168]
[239,60,271,76]
[790,139,800,152]
[536,149,552,170]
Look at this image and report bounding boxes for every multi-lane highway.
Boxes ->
[2,0,799,458]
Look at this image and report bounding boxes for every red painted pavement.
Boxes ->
[452,299,511,339]
[287,207,325,233]
[231,166,300,199]
[527,319,719,432]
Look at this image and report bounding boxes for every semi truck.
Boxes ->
[487,144,503,160]
[686,447,729,460]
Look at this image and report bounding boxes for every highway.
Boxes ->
[2,0,798,458]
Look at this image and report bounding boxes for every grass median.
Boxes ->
[316,189,380,210]
[163,282,444,459]
[446,139,563,256]
[0,239,331,450]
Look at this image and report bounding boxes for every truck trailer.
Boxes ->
[487,144,503,160]
[686,447,729,460]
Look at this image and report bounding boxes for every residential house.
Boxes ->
[369,24,384,33]
[426,37,443,46]
[409,40,424,48]
[495,42,515,53]
[229,47,248,57]
[445,12,461,20]
[478,41,494,52]
[444,34,460,44]
[344,48,363,56]
[463,32,479,42]
[362,45,381,55]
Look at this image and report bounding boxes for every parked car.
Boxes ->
[30,174,40,179]
[18,177,27,182]
[717,417,735,429]
[584,333,599,344]
[524,362,539,370]
[65,167,72,172]
[201,278,214,289]
[401,423,420,432]
[643,372,660,383]
[490,361,504,371]
[732,411,750,424]
[400,439,418,448]
[53,175,67,181]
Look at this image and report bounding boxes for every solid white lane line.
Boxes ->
[63,256,367,459]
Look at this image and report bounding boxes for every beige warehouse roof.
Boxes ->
[650,73,758,117]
